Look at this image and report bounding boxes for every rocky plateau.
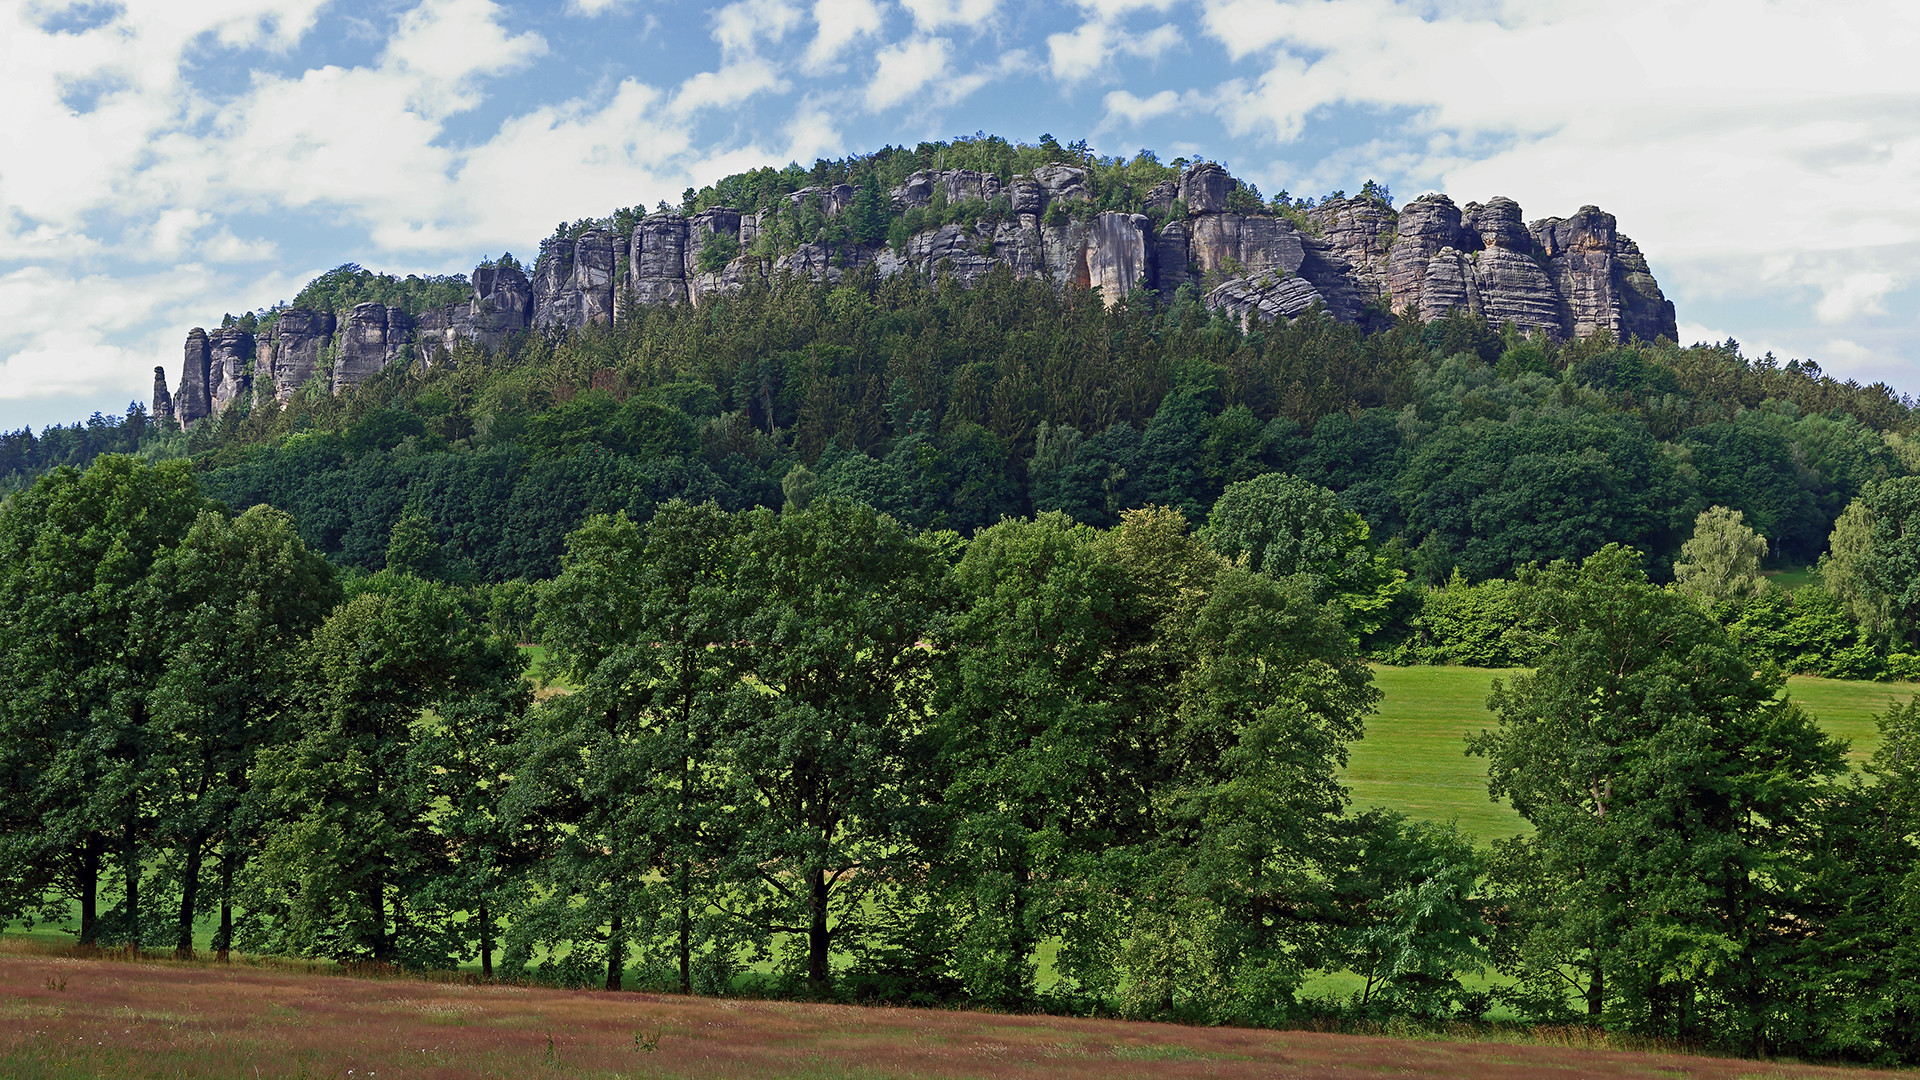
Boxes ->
[156,161,1676,427]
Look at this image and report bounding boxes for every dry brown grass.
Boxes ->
[0,941,1903,1080]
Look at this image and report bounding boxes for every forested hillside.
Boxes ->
[33,269,1910,584]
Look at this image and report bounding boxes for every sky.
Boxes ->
[3,0,1917,431]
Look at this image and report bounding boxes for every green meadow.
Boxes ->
[1349,664,1919,844]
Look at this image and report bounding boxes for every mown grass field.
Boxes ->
[1348,665,1919,844]
[0,943,1904,1080]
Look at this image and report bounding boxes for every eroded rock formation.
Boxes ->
[166,161,1679,420]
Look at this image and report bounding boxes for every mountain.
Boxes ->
[154,155,1675,427]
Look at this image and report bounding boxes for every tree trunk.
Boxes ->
[605,912,625,991]
[175,833,203,958]
[478,897,493,980]
[807,867,830,992]
[215,838,235,961]
[1587,963,1605,1020]
[122,807,140,949]
[365,876,388,961]
[78,836,101,946]
[678,861,692,995]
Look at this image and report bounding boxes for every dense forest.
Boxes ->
[5,453,1920,1063]
[5,173,1920,1061]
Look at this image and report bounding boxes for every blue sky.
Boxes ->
[3,0,1917,430]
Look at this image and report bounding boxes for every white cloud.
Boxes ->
[1049,19,1182,82]
[564,0,632,14]
[713,0,805,57]
[1101,88,1187,126]
[867,36,951,110]
[671,60,788,115]
[1815,272,1900,325]
[805,0,886,69]
[898,0,998,32]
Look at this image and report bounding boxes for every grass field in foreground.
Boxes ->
[0,948,1902,1080]
[1348,665,1920,844]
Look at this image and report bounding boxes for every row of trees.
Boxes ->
[3,455,1920,1063]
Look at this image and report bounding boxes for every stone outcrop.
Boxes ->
[208,329,254,415]
[167,160,1682,414]
[260,308,336,402]
[1531,206,1676,342]
[152,367,173,426]
[332,304,414,395]
[177,329,212,427]
[418,264,534,364]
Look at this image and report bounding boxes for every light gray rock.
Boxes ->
[630,215,690,305]
[1472,245,1562,338]
[207,328,254,415]
[332,303,413,394]
[1155,219,1194,299]
[908,222,1001,286]
[1207,274,1326,328]
[1387,195,1469,317]
[1178,162,1235,214]
[1294,236,1368,322]
[1008,176,1046,216]
[685,209,743,304]
[1032,163,1090,204]
[1418,248,1482,321]
[1079,213,1152,303]
[1530,206,1675,342]
[261,308,335,401]
[1144,179,1180,215]
[1188,213,1306,281]
[1307,196,1397,301]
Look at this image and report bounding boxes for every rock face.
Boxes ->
[168,161,1682,411]
[177,329,212,427]
[418,264,534,364]
[152,367,173,427]
[207,329,254,415]
[1531,207,1676,342]
[333,304,414,395]
[260,308,337,401]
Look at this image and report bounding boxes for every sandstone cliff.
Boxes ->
[160,161,1677,425]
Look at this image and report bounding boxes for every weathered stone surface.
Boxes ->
[1076,213,1152,303]
[1032,163,1090,204]
[1144,179,1179,215]
[1613,236,1678,344]
[1530,206,1676,342]
[1471,245,1561,337]
[1465,197,1530,252]
[1387,195,1468,316]
[1178,162,1235,214]
[261,308,335,401]
[1188,214,1306,281]
[685,209,743,304]
[534,230,618,329]
[991,218,1046,278]
[1155,219,1194,298]
[909,223,1001,286]
[172,162,1685,396]
[151,367,173,427]
[787,184,855,218]
[178,329,212,427]
[1418,248,1482,321]
[630,215,690,305]
[1008,176,1046,215]
[530,237,573,327]
[333,303,413,395]
[469,265,533,348]
[890,172,937,209]
[1295,236,1368,322]
[208,328,254,415]
[1207,274,1326,328]
[1307,196,1397,301]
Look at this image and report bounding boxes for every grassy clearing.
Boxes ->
[0,943,1900,1080]
[1349,665,1919,844]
